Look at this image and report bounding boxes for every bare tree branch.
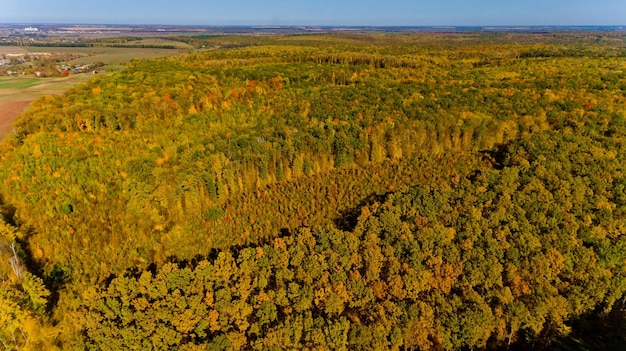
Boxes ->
[8,242,24,280]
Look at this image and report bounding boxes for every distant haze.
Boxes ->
[2,0,625,26]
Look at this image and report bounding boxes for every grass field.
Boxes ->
[0,45,188,70]
[19,46,189,66]
[0,77,42,89]
[0,74,100,102]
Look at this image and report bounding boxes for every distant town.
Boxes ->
[1,23,625,41]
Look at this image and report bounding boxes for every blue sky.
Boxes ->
[2,0,625,26]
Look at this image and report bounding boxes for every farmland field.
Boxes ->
[106,37,196,49]
[0,74,99,101]
[0,77,41,89]
[0,74,103,138]
[0,101,29,137]
[0,46,186,138]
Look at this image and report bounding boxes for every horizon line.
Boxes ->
[1,22,626,28]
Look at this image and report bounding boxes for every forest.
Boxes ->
[0,32,625,350]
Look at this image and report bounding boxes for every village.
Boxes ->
[0,51,103,77]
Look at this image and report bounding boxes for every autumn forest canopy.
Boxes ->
[0,32,626,350]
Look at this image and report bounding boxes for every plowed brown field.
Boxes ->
[0,101,30,139]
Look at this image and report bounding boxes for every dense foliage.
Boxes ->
[0,32,625,350]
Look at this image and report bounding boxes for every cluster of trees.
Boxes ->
[79,125,626,350]
[0,32,624,349]
[0,213,57,350]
